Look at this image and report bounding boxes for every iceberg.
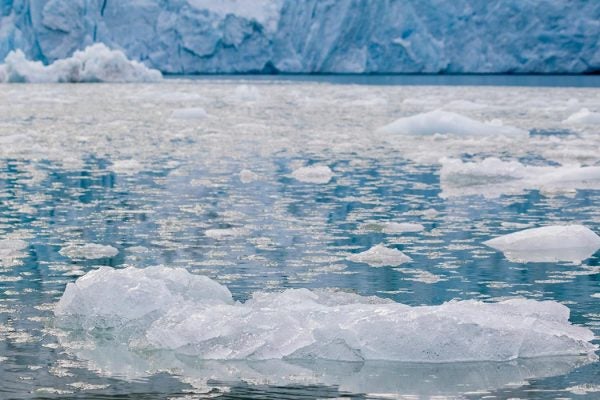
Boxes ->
[484,225,600,263]
[0,1,598,74]
[0,44,162,83]
[55,266,597,363]
[347,244,412,266]
[377,110,527,137]
[291,165,334,184]
[440,157,600,198]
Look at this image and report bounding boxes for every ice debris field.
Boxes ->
[0,71,599,397]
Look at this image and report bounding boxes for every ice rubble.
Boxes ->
[291,165,334,184]
[563,108,600,125]
[377,110,527,137]
[55,266,597,363]
[1,1,598,74]
[0,44,162,83]
[484,225,600,263]
[59,243,119,260]
[440,157,600,198]
[347,244,412,267]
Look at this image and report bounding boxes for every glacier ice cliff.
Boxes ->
[1,0,599,74]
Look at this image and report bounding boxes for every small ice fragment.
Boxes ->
[347,244,412,267]
[377,110,526,137]
[111,159,142,175]
[484,225,600,263]
[291,165,334,184]
[563,108,600,125]
[170,107,208,119]
[59,243,119,260]
[205,227,247,240]
[231,85,260,101]
[382,222,425,234]
[239,169,259,183]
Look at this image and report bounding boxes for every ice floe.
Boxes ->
[55,266,597,363]
[377,110,527,137]
[484,225,600,263]
[347,244,412,266]
[239,169,260,183]
[59,243,119,260]
[291,165,334,184]
[205,227,248,240]
[170,107,208,119]
[0,239,28,266]
[0,43,162,83]
[440,157,600,198]
[563,108,600,125]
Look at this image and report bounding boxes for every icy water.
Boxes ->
[0,78,599,399]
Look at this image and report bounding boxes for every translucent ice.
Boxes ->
[347,244,412,266]
[440,157,600,198]
[291,165,334,184]
[0,44,162,83]
[377,110,527,137]
[59,243,119,260]
[484,225,600,263]
[55,266,597,363]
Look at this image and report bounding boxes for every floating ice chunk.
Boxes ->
[484,225,600,263]
[291,165,334,184]
[0,44,162,83]
[55,266,597,363]
[55,266,233,329]
[440,157,600,198]
[563,108,600,125]
[59,243,119,260]
[381,222,425,234]
[239,169,260,183]
[231,85,261,102]
[0,239,28,266]
[347,244,412,266]
[205,227,248,240]
[111,159,142,175]
[170,107,208,119]
[377,110,527,137]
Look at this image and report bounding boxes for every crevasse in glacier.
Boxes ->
[1,0,598,74]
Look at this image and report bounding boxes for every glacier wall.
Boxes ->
[1,0,599,74]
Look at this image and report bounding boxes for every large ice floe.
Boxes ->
[377,110,527,137]
[291,165,334,184]
[59,243,119,260]
[0,44,162,83]
[440,157,600,198]
[484,225,600,263]
[55,266,597,364]
[347,244,412,266]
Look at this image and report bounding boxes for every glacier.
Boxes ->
[1,0,599,74]
[55,266,597,363]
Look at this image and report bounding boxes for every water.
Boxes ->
[0,79,599,399]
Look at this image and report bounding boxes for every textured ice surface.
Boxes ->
[59,243,119,260]
[55,266,597,363]
[291,165,334,184]
[484,225,600,263]
[347,244,412,267]
[440,158,600,198]
[377,110,527,137]
[0,1,598,74]
[0,44,162,83]
[564,108,600,125]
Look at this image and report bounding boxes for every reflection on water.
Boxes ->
[0,80,599,398]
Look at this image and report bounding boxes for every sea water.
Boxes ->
[0,77,599,398]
